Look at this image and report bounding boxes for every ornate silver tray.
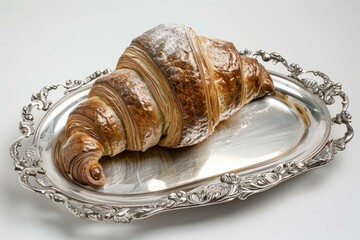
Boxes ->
[10,50,353,223]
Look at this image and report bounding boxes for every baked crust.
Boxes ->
[68,96,126,156]
[197,36,243,121]
[133,24,210,147]
[91,69,163,151]
[116,43,183,147]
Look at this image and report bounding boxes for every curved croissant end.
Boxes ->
[61,132,105,188]
[255,58,275,97]
[241,56,275,105]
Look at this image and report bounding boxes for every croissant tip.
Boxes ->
[84,163,105,188]
[262,74,275,96]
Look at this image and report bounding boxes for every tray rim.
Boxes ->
[9,49,354,223]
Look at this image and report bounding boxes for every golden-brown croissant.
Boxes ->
[60,24,275,188]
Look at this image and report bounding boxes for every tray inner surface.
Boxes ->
[37,74,330,197]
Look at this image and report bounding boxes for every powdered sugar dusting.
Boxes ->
[134,24,193,62]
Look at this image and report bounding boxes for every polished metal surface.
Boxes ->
[48,74,328,196]
[10,50,353,223]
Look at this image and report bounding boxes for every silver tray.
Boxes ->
[10,50,353,223]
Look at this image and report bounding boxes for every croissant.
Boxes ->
[60,24,275,188]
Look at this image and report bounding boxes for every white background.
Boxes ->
[1,0,359,239]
